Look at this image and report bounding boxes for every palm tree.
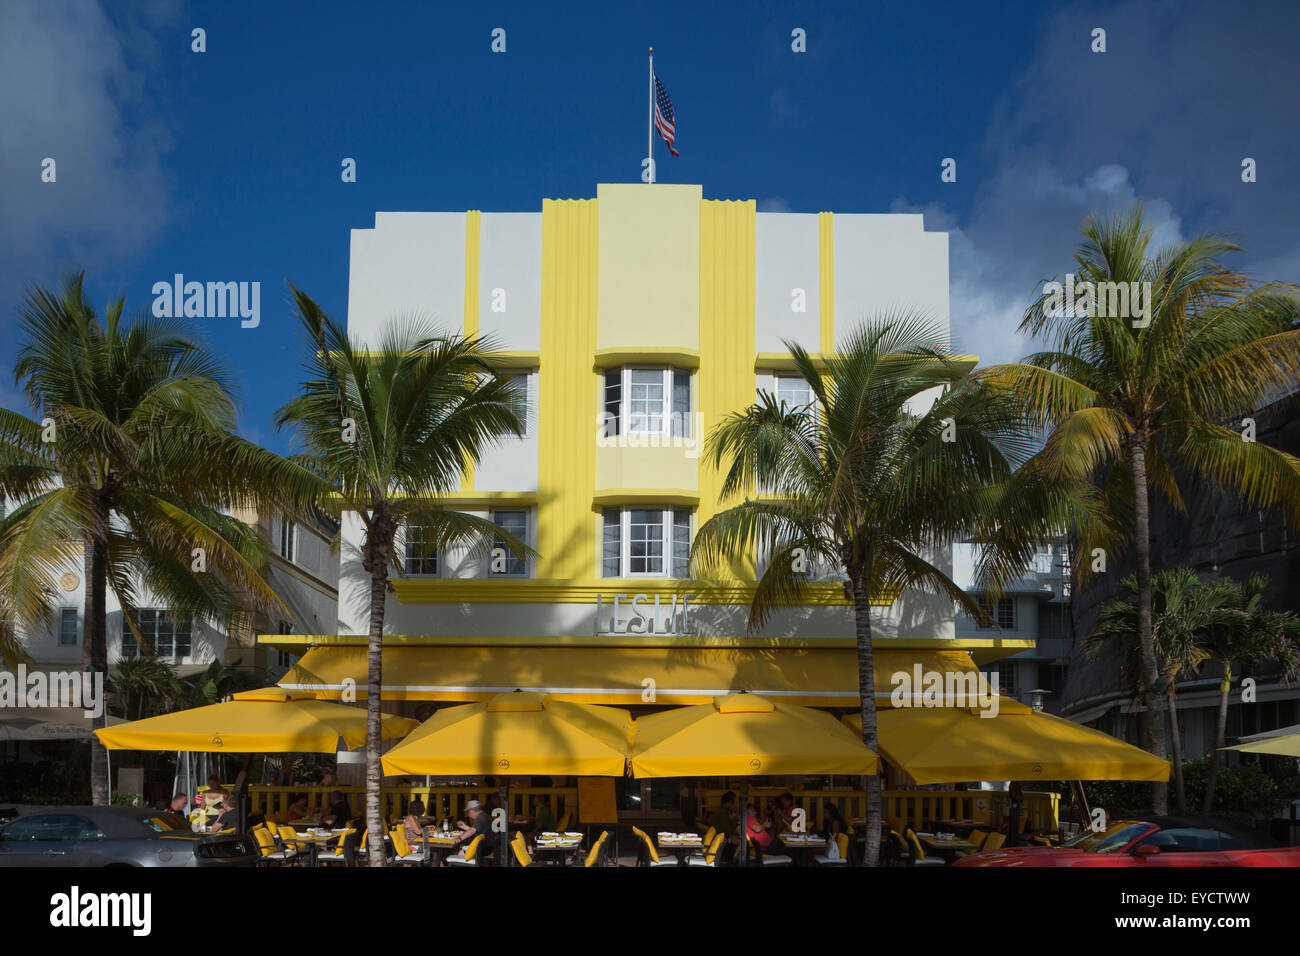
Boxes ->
[1201,574,1300,813]
[980,207,1300,813]
[110,656,185,722]
[691,317,1073,866]
[1087,567,1228,812]
[274,286,528,865]
[0,274,322,803]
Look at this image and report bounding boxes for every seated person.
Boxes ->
[319,767,339,787]
[321,790,352,827]
[771,793,797,834]
[710,790,738,838]
[745,804,783,853]
[403,800,428,842]
[285,794,310,822]
[533,796,556,834]
[212,799,240,832]
[273,758,300,787]
[453,800,494,858]
[162,793,189,817]
[819,802,845,839]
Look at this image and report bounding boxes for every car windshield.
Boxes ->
[1062,822,1151,853]
[141,815,189,833]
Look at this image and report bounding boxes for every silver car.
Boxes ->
[0,806,258,867]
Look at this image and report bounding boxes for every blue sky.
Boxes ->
[2,0,1298,453]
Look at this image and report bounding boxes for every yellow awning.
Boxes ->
[1223,732,1300,757]
[279,644,980,707]
[93,688,418,753]
[630,692,877,777]
[381,692,632,777]
[844,706,1172,783]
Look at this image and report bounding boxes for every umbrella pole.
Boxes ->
[500,782,510,866]
[1071,780,1091,832]
[743,785,754,868]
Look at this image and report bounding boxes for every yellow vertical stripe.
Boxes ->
[537,199,599,580]
[462,210,482,492]
[819,211,834,355]
[698,199,757,582]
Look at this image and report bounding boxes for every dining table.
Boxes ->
[655,832,703,864]
[531,832,584,866]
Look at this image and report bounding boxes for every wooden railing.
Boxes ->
[248,785,576,823]
[701,788,1059,834]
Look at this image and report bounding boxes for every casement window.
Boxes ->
[601,507,691,578]
[279,516,296,563]
[490,509,529,577]
[403,523,440,576]
[774,374,814,411]
[976,595,1017,630]
[505,372,532,437]
[59,608,79,646]
[122,610,192,659]
[602,367,691,438]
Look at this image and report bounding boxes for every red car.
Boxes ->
[953,816,1300,867]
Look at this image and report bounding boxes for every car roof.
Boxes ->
[1141,816,1281,849]
[18,806,187,839]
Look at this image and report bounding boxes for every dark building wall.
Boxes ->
[1063,391,1300,721]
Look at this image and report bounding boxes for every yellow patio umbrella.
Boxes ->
[380,691,634,777]
[1222,729,1300,758]
[93,687,418,753]
[629,692,878,778]
[843,701,1172,783]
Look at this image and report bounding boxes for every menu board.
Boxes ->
[577,777,618,823]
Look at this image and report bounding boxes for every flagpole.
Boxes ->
[648,46,654,184]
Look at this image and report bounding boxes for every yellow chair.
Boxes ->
[251,825,296,864]
[511,832,533,867]
[631,826,678,867]
[582,830,609,868]
[389,825,427,865]
[702,825,716,847]
[318,828,357,865]
[814,832,850,866]
[904,829,947,867]
[687,832,726,867]
[446,834,485,866]
[982,832,1006,852]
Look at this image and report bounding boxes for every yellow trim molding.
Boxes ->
[389,577,901,606]
[592,347,701,369]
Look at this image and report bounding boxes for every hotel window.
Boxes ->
[403,523,440,576]
[275,621,295,669]
[976,595,1016,630]
[490,509,529,577]
[279,516,296,563]
[504,372,531,437]
[602,507,691,578]
[121,610,192,659]
[59,608,79,646]
[602,367,691,438]
[774,374,814,411]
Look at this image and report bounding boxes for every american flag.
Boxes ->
[653,74,680,157]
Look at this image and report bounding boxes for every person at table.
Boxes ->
[452,800,494,859]
[710,791,738,840]
[319,766,339,788]
[771,793,797,833]
[321,791,352,827]
[196,775,228,805]
[745,803,786,854]
[403,800,428,842]
[212,799,240,832]
[286,793,310,823]
[273,758,300,786]
[533,796,556,834]
[162,793,189,816]
[819,802,845,840]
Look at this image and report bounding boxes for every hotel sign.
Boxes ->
[594,592,696,636]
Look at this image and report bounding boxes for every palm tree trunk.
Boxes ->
[1129,438,1169,814]
[365,557,388,866]
[851,562,882,867]
[360,507,396,867]
[1203,668,1231,814]
[85,494,110,806]
[1167,685,1185,812]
